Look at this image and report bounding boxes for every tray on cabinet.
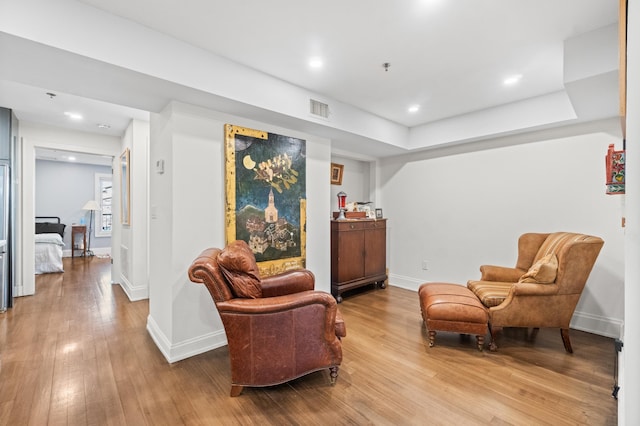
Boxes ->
[332,211,367,219]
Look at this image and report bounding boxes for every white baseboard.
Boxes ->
[389,273,429,292]
[62,247,111,257]
[146,314,228,363]
[388,273,624,339]
[116,274,148,301]
[570,311,624,340]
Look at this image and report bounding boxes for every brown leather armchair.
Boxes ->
[188,240,346,396]
[467,232,604,352]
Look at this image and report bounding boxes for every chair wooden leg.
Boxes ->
[230,385,243,397]
[489,324,501,352]
[329,366,339,385]
[560,328,573,353]
[476,335,485,351]
[428,330,436,347]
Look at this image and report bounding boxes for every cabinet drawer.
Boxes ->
[363,220,386,230]
[332,221,366,232]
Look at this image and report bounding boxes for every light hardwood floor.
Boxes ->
[0,257,617,425]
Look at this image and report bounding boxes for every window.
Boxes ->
[95,173,112,237]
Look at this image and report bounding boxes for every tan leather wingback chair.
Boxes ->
[188,240,346,396]
[467,232,604,352]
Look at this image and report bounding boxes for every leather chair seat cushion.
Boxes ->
[467,280,512,308]
[419,283,488,324]
[217,240,262,298]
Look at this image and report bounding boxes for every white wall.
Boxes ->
[146,102,332,363]
[379,123,624,338]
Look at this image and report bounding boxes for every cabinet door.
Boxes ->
[332,223,365,283]
[364,223,386,277]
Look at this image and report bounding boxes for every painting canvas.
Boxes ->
[225,124,306,276]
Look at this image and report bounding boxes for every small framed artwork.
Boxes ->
[375,208,383,219]
[331,163,344,185]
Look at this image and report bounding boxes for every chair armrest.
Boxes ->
[335,309,346,338]
[511,282,559,296]
[480,265,525,282]
[260,269,315,297]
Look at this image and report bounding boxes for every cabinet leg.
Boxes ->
[336,295,343,303]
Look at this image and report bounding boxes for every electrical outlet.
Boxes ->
[422,260,429,270]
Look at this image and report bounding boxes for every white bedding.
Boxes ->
[35,233,65,274]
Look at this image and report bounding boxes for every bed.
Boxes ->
[35,216,66,274]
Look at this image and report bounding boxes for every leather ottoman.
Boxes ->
[418,282,489,351]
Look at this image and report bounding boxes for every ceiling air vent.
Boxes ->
[309,99,330,119]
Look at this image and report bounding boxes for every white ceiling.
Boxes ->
[77,0,616,126]
[0,0,619,158]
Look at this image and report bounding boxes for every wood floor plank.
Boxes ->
[0,258,617,425]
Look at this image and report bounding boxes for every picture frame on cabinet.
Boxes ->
[330,163,344,185]
[375,208,383,219]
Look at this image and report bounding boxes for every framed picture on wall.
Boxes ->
[331,163,344,185]
[120,148,130,225]
[224,124,307,277]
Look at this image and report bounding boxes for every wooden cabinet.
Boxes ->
[331,219,387,302]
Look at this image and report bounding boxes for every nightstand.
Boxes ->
[71,225,87,258]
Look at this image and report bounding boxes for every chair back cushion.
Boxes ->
[217,240,262,298]
[533,232,581,263]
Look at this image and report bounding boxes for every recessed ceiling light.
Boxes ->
[97,123,111,129]
[309,57,323,69]
[67,156,76,161]
[503,74,523,85]
[408,105,420,113]
[64,111,83,120]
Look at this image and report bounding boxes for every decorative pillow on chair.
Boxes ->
[217,240,262,298]
[518,253,558,284]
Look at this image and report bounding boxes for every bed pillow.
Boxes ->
[35,222,66,238]
[217,240,262,298]
[518,253,558,284]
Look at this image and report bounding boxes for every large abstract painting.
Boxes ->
[224,124,306,276]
